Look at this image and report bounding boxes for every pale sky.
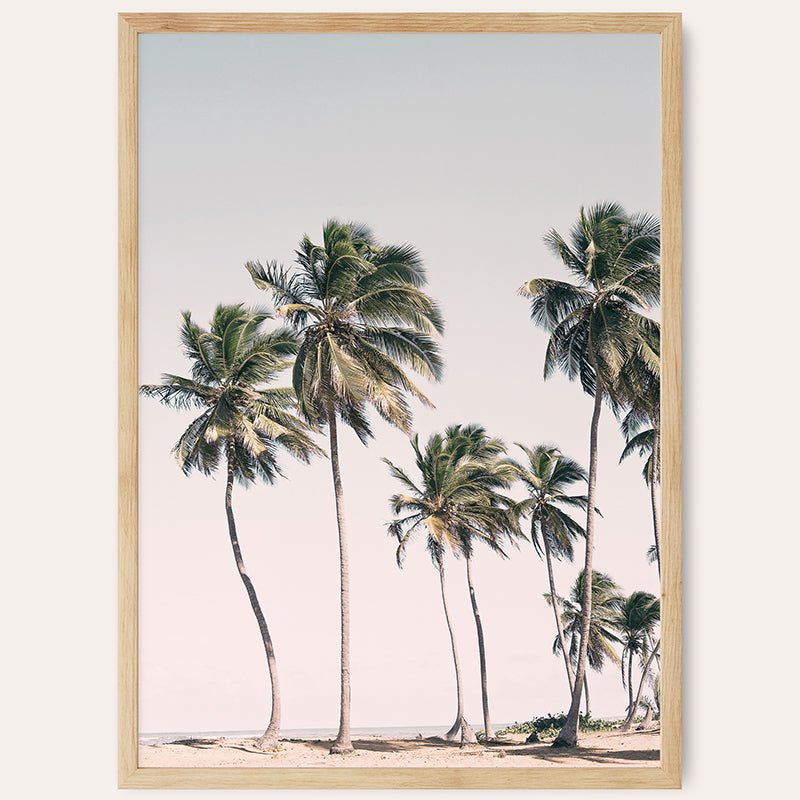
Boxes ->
[137,32,661,734]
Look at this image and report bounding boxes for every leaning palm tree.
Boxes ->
[638,669,661,729]
[511,444,589,697]
[613,591,660,730]
[618,337,662,575]
[384,430,518,745]
[631,641,661,730]
[442,424,522,740]
[548,569,622,717]
[246,220,443,753]
[519,202,660,746]
[139,305,321,750]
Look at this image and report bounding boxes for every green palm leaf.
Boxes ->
[140,304,322,484]
[249,219,444,441]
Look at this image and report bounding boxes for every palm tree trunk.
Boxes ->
[327,405,353,755]
[650,429,662,577]
[583,674,590,717]
[553,383,603,747]
[439,557,475,744]
[465,555,494,740]
[543,531,575,694]
[627,650,634,715]
[620,640,660,731]
[223,445,281,750]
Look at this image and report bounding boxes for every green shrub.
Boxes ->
[496,713,619,739]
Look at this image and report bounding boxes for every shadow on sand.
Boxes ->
[163,728,659,764]
[492,729,659,765]
[289,736,469,754]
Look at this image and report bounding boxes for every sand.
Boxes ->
[139,727,660,769]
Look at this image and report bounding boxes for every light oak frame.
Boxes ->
[119,12,681,789]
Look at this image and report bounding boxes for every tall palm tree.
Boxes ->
[618,337,662,575]
[442,424,522,741]
[519,202,660,746]
[246,220,443,754]
[511,444,589,697]
[548,569,622,717]
[613,591,660,730]
[384,430,518,745]
[139,305,321,750]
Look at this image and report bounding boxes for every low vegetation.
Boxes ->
[496,714,621,740]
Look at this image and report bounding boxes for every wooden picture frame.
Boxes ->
[119,12,681,790]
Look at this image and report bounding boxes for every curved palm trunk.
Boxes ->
[650,429,662,577]
[465,555,494,740]
[553,384,603,747]
[543,530,575,695]
[620,640,660,731]
[224,448,281,750]
[438,558,476,745]
[327,406,353,755]
[640,703,655,729]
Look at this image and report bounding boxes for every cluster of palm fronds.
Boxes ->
[141,203,662,751]
[383,428,661,743]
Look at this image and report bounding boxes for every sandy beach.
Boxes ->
[139,727,659,769]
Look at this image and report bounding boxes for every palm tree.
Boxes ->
[519,202,660,746]
[246,220,443,753]
[384,429,518,745]
[139,305,321,750]
[639,669,661,729]
[548,569,622,717]
[613,591,660,730]
[511,444,589,698]
[442,424,522,740]
[618,338,662,575]
[632,642,661,730]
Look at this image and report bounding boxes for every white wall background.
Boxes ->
[1,1,796,798]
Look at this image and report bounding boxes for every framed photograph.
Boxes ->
[119,13,681,789]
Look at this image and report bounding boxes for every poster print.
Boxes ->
[119,13,681,790]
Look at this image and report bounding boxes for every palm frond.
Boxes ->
[142,304,322,486]
[519,279,594,332]
[524,203,661,403]
[326,334,369,406]
[245,259,315,322]
[361,326,444,382]
[248,221,444,445]
[139,375,214,410]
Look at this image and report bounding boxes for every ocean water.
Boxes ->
[139,724,515,747]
